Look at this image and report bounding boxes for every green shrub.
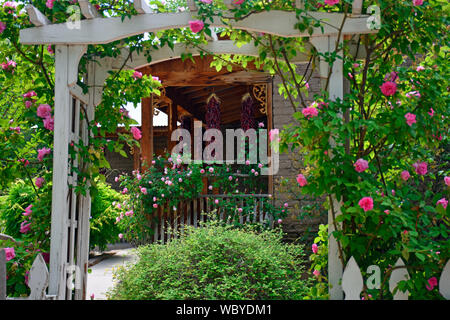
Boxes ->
[90,181,127,251]
[108,221,311,300]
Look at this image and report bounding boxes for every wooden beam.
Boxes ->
[134,0,153,14]
[352,0,363,15]
[20,11,378,45]
[186,0,197,11]
[108,40,311,71]
[25,5,50,27]
[78,0,100,19]
[141,97,153,169]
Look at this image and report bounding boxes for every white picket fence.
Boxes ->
[0,248,55,300]
[342,256,450,300]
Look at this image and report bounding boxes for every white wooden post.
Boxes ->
[440,260,450,300]
[389,258,410,300]
[49,44,86,300]
[342,256,363,300]
[310,36,344,300]
[28,254,49,300]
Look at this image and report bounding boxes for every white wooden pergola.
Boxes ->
[19,0,377,300]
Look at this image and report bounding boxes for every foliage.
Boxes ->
[89,181,127,251]
[108,220,310,300]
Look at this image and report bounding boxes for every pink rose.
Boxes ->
[436,198,448,209]
[37,104,52,118]
[189,20,204,33]
[4,247,15,261]
[25,100,33,108]
[23,204,33,216]
[214,199,219,204]
[413,162,427,175]
[425,277,438,291]
[20,220,31,233]
[37,147,51,162]
[47,45,54,55]
[200,0,212,3]
[118,233,123,239]
[401,170,410,181]
[233,0,244,4]
[46,0,55,9]
[132,71,142,80]
[153,203,158,208]
[0,21,6,34]
[354,158,369,173]
[43,116,54,131]
[313,269,320,277]
[405,113,416,126]
[445,176,450,186]
[428,108,434,117]
[413,0,423,6]
[312,243,318,254]
[131,126,142,140]
[122,187,128,194]
[380,81,397,96]
[141,187,147,195]
[269,129,279,142]
[324,0,339,5]
[23,91,37,98]
[302,106,319,119]
[416,65,425,71]
[358,197,374,212]
[3,2,17,9]
[296,173,308,186]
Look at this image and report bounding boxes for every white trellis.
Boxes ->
[18,0,377,300]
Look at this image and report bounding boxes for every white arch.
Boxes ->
[20,10,376,45]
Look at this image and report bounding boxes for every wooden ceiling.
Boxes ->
[138,55,270,125]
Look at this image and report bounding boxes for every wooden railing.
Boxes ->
[149,194,273,244]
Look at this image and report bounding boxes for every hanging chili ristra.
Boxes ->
[240,93,255,132]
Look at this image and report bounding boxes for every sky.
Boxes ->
[124,102,169,127]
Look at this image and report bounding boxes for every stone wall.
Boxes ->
[272,64,327,243]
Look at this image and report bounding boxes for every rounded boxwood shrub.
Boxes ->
[108,221,311,300]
